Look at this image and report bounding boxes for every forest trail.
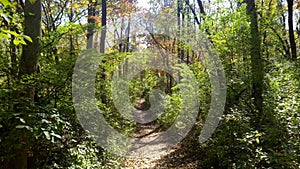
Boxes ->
[120,99,199,169]
[122,120,170,168]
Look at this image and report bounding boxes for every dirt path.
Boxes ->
[122,118,176,168]
[120,117,199,168]
[119,99,200,168]
[120,99,173,168]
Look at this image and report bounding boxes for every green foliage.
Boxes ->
[200,60,300,167]
[193,0,300,168]
[94,52,137,136]
[68,141,123,169]
[158,92,181,128]
[0,0,32,45]
[0,0,300,168]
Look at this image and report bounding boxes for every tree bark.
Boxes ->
[100,0,107,53]
[246,0,264,124]
[196,0,205,16]
[19,0,41,78]
[100,0,107,104]
[177,0,181,81]
[69,0,75,56]
[87,0,97,49]
[287,0,297,60]
[5,0,41,168]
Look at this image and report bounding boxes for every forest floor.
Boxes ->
[120,99,201,169]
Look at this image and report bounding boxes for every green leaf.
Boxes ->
[23,35,32,43]
[0,124,2,128]
[13,39,26,46]
[256,138,260,144]
[0,13,10,23]
[255,133,261,137]
[0,0,11,7]
[2,30,19,37]
[41,119,49,124]
[19,117,26,124]
[28,0,36,4]
[50,133,61,139]
[43,131,50,140]
[0,32,10,39]
[16,125,33,132]
[16,125,28,129]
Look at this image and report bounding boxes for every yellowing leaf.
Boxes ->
[13,39,21,45]
[13,39,27,46]
[255,138,260,144]
[2,30,19,37]
[29,0,36,4]
[0,32,10,39]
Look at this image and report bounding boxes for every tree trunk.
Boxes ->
[100,0,107,104]
[69,0,75,56]
[87,0,97,49]
[246,0,263,125]
[100,0,107,53]
[177,0,181,81]
[124,16,131,76]
[5,0,41,168]
[19,0,41,78]
[196,0,205,16]
[287,0,297,60]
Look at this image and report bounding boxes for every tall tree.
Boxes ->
[5,0,41,168]
[246,0,264,124]
[68,0,75,56]
[196,0,205,16]
[287,0,297,60]
[19,0,41,78]
[87,0,98,49]
[100,0,107,53]
[100,0,107,104]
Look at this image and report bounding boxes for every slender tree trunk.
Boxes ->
[100,0,107,104]
[69,0,75,56]
[181,3,185,62]
[100,0,107,53]
[246,0,264,125]
[124,16,131,76]
[197,0,205,16]
[297,17,300,35]
[177,0,181,81]
[10,33,17,75]
[287,0,297,60]
[87,0,97,49]
[186,0,190,65]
